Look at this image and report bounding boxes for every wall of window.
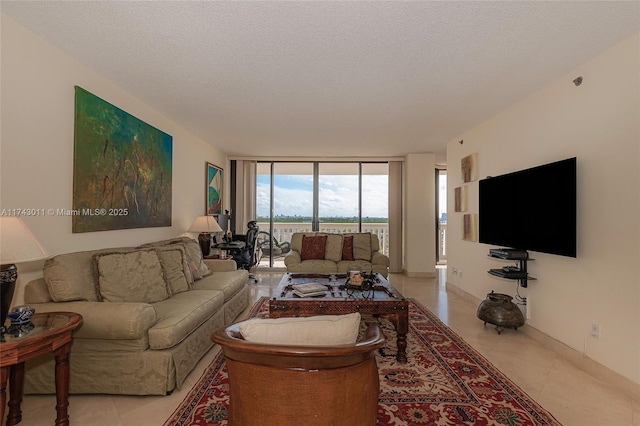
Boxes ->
[256,161,389,268]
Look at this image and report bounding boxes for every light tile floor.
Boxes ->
[12,270,640,426]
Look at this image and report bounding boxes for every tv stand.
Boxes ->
[487,249,534,288]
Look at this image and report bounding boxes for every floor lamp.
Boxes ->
[188,215,223,257]
[0,217,50,336]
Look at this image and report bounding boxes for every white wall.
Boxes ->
[446,34,639,384]
[403,153,436,276]
[1,15,228,303]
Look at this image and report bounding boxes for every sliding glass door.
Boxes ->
[318,163,360,233]
[257,161,389,268]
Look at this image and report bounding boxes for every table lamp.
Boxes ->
[0,217,50,335]
[188,215,223,257]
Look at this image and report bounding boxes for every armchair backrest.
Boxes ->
[212,321,384,426]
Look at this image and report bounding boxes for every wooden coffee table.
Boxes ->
[270,272,409,362]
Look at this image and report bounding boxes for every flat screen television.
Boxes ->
[478,157,577,258]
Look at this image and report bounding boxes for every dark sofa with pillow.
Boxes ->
[22,237,249,396]
[284,232,389,277]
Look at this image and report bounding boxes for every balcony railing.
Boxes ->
[256,222,390,256]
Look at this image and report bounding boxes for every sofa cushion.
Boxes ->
[290,233,305,252]
[341,235,355,261]
[180,238,211,280]
[285,259,338,274]
[191,270,248,302]
[370,233,381,252]
[139,237,211,281]
[351,233,372,261]
[149,290,224,349]
[94,249,170,303]
[239,313,361,346]
[43,250,102,302]
[324,233,343,262]
[300,235,327,261]
[157,246,190,294]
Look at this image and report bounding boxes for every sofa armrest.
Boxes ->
[30,301,157,340]
[204,258,237,272]
[371,251,390,267]
[284,251,301,267]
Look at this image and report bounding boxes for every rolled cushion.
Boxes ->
[300,235,327,261]
[94,249,170,303]
[239,313,361,346]
[26,300,157,341]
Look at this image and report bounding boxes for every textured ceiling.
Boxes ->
[2,1,639,160]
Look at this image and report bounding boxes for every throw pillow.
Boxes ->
[157,246,190,294]
[43,250,102,302]
[342,235,355,261]
[93,249,170,303]
[352,233,372,261]
[185,252,202,281]
[180,238,212,279]
[300,235,327,261]
[239,313,361,346]
[324,234,343,262]
[138,237,211,281]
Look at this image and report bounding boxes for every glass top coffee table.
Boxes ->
[1,312,83,426]
[270,272,409,362]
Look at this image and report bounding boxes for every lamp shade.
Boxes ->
[0,217,50,264]
[188,215,223,234]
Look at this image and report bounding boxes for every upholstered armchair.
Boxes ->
[211,314,385,426]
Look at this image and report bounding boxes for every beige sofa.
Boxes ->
[22,237,249,396]
[284,232,389,277]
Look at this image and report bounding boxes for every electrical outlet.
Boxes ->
[459,270,463,279]
[590,323,601,339]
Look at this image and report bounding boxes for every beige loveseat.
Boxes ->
[284,232,389,277]
[22,237,249,396]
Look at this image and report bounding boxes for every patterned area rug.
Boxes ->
[165,297,561,426]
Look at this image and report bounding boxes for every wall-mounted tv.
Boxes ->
[478,157,577,258]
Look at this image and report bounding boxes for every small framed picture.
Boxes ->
[206,162,223,215]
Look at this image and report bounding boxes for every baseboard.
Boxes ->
[445,280,640,400]
[445,280,482,303]
[519,325,640,400]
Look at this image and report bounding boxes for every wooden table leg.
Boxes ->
[389,311,409,363]
[6,363,24,426]
[0,366,8,425]
[54,342,72,426]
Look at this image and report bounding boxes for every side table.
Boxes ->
[0,312,83,426]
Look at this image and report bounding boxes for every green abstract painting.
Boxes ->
[72,86,172,233]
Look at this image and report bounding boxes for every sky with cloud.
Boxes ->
[257,174,389,218]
